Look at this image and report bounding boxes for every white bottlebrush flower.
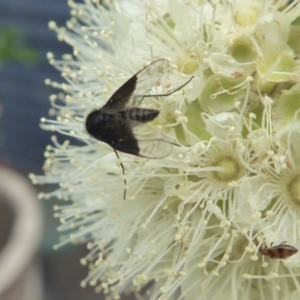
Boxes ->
[30,0,300,299]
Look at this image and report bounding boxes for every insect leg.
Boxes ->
[160,76,194,96]
[113,149,127,200]
[136,76,194,105]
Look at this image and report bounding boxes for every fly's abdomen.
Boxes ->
[122,108,159,123]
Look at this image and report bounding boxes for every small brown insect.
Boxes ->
[259,242,298,259]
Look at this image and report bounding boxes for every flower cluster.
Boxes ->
[31,0,300,299]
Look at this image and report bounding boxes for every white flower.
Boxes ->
[30,0,300,299]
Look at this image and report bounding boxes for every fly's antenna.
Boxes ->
[113,149,127,200]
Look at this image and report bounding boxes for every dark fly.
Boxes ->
[85,59,193,199]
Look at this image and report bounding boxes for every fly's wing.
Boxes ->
[136,139,174,158]
[113,138,174,158]
[130,59,170,105]
[105,123,140,156]
[112,139,140,156]
[102,74,137,114]
[102,59,169,114]
[109,122,175,158]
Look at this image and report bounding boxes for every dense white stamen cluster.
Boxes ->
[30,0,300,299]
